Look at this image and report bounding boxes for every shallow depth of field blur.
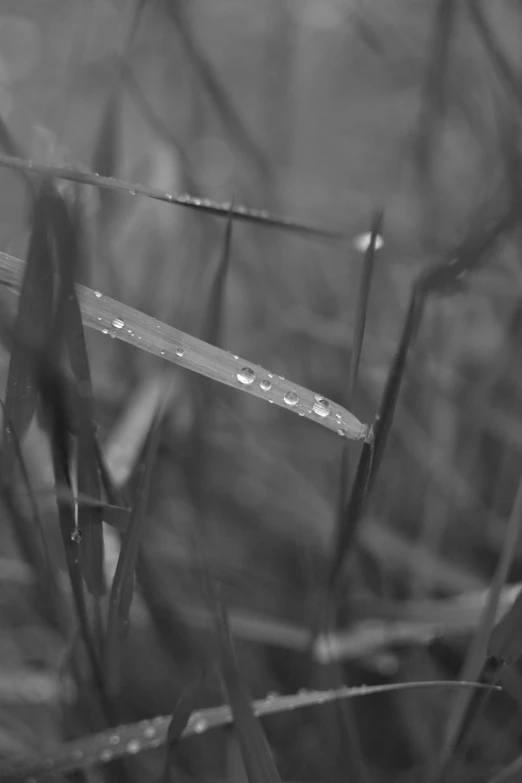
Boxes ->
[2,1,522,782]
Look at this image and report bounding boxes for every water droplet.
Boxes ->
[94,290,102,298]
[260,379,271,391]
[353,232,384,253]
[110,333,116,339]
[268,373,274,379]
[70,528,82,543]
[126,739,141,754]
[233,355,239,360]
[129,189,137,196]
[237,367,255,385]
[143,726,156,739]
[192,717,208,734]
[312,396,331,418]
[283,391,298,406]
[112,318,124,329]
[160,351,165,356]
[97,316,102,321]
[100,749,113,762]
[102,328,109,335]
[335,413,342,423]
[109,735,120,745]
[337,428,346,436]
[299,411,305,416]
[176,347,184,357]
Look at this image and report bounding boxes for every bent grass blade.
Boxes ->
[0,682,500,781]
[0,251,368,443]
[0,153,346,239]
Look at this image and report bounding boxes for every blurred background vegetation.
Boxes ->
[2,1,522,782]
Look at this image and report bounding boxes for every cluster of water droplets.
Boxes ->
[235,367,350,434]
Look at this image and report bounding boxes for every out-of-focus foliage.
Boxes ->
[2,2,522,782]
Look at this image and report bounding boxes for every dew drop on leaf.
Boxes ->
[100,749,113,762]
[260,379,271,391]
[126,739,141,754]
[112,318,124,329]
[313,396,331,418]
[70,528,82,543]
[283,391,298,406]
[237,367,255,385]
[94,290,102,298]
[109,735,120,745]
[176,347,185,357]
[102,329,109,335]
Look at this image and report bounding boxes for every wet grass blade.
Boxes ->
[0,682,500,781]
[0,153,345,239]
[104,407,164,695]
[0,249,369,442]
[2,181,55,480]
[198,566,282,783]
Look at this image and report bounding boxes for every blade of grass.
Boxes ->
[0,249,369,442]
[315,209,383,640]
[431,474,522,781]
[162,673,207,783]
[202,200,234,349]
[0,153,345,239]
[0,682,501,781]
[347,209,383,406]
[36,358,107,704]
[104,404,164,695]
[2,181,55,480]
[48,187,106,598]
[197,558,282,783]
[0,403,68,634]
